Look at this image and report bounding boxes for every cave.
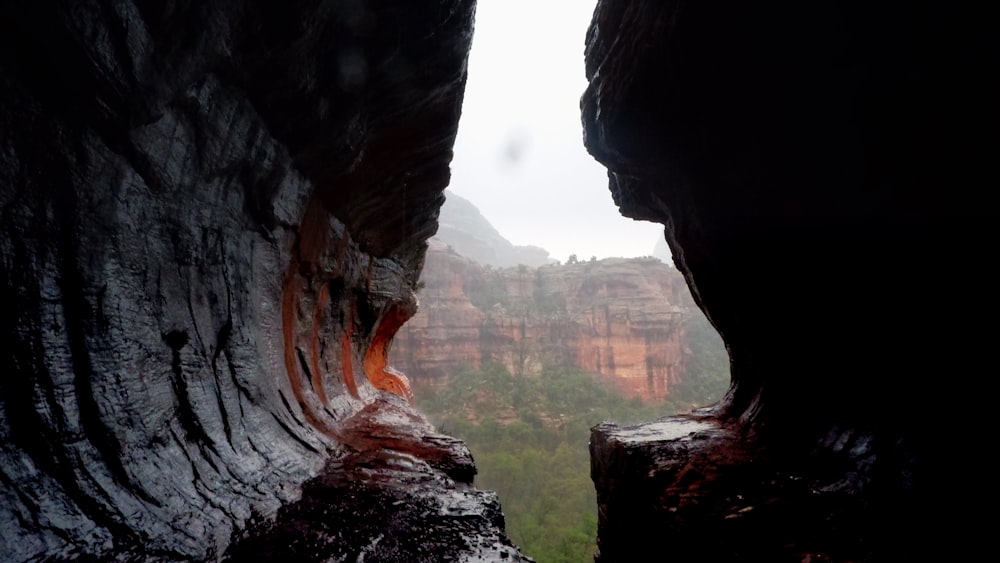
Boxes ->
[1,1,996,562]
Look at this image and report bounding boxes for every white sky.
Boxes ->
[448,0,666,263]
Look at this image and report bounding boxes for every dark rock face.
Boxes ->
[0,1,531,561]
[584,0,997,561]
[591,416,879,562]
[5,0,995,560]
[225,397,527,562]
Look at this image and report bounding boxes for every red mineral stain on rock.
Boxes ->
[281,196,348,435]
[341,304,360,400]
[310,282,330,405]
[365,303,415,402]
[282,256,338,438]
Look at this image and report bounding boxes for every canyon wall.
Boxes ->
[3,0,995,561]
[393,244,712,402]
[0,1,527,561]
[584,0,998,561]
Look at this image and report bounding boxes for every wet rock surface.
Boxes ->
[226,398,531,563]
[5,0,995,559]
[591,415,876,562]
[0,0,529,560]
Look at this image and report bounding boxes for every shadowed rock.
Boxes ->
[0,1,530,560]
[5,0,995,560]
[583,1,998,561]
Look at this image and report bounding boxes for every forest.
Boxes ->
[413,314,729,563]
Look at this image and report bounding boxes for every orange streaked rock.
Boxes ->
[393,246,705,402]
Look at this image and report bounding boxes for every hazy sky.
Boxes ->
[447,0,666,263]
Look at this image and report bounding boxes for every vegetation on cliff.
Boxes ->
[396,249,708,402]
[413,313,728,562]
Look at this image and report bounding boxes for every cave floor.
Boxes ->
[225,398,531,562]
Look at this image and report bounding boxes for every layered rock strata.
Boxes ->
[0,1,528,560]
[4,0,995,560]
[393,244,702,401]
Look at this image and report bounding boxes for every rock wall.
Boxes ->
[0,1,528,561]
[583,0,998,561]
[4,0,995,560]
[393,245,704,402]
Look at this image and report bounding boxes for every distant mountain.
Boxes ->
[432,190,555,268]
[653,235,672,263]
[409,192,726,404]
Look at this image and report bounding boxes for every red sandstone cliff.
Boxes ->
[393,242,712,402]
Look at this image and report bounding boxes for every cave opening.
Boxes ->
[5,0,987,560]
[446,0,665,266]
[391,1,731,561]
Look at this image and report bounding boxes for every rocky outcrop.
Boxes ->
[590,414,873,562]
[584,0,998,561]
[225,397,524,562]
[393,244,712,402]
[0,1,529,561]
[4,0,994,560]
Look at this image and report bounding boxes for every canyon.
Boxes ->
[392,239,723,404]
[1,0,996,562]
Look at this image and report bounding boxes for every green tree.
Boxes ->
[412,354,728,563]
